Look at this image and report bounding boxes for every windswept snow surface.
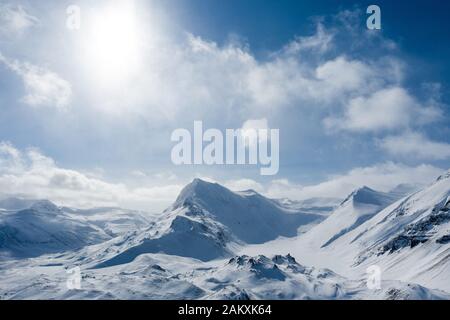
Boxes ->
[1,253,448,300]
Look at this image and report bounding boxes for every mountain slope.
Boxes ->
[340,170,450,291]
[243,169,450,292]
[297,186,399,249]
[273,197,340,217]
[173,179,320,243]
[0,201,111,258]
[197,254,449,300]
[2,252,448,300]
[1,173,449,299]
[93,179,322,266]
[64,207,151,237]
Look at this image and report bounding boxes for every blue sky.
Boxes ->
[0,0,449,211]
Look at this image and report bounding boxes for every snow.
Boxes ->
[0,202,152,259]
[1,172,450,300]
[0,202,110,258]
[242,170,450,292]
[312,186,400,248]
[173,179,322,243]
[65,207,152,237]
[1,252,448,300]
[89,179,323,266]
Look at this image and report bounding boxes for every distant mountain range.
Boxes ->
[0,200,151,258]
[0,170,449,299]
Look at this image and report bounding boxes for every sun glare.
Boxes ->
[82,1,143,85]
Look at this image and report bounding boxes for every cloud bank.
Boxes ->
[0,142,182,211]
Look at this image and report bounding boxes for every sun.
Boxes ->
[81,1,143,85]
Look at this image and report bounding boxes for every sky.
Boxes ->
[0,0,449,211]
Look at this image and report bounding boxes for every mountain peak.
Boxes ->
[165,179,322,246]
[30,200,60,213]
[173,178,229,209]
[341,186,374,204]
[436,169,450,182]
[354,186,374,194]
[191,177,210,185]
[340,186,396,207]
[188,178,221,190]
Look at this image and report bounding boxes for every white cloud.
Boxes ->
[0,142,183,211]
[0,53,72,109]
[0,3,39,36]
[239,118,269,148]
[0,6,446,209]
[325,87,441,132]
[282,24,334,54]
[265,179,304,200]
[1,142,446,210]
[241,118,269,132]
[0,141,24,173]
[379,132,450,160]
[213,163,444,201]
[265,162,444,200]
[131,170,178,182]
[224,178,264,193]
[316,57,377,94]
[86,22,404,124]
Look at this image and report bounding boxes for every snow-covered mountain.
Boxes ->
[173,179,321,243]
[0,200,152,258]
[63,207,152,237]
[92,179,322,267]
[304,186,400,249]
[0,200,110,258]
[243,169,450,293]
[1,171,450,299]
[2,251,448,300]
[274,197,340,217]
[388,184,421,199]
[198,254,449,300]
[342,170,450,291]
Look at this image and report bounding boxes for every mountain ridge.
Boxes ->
[93,179,324,266]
